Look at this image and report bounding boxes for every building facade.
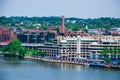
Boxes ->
[17,29,57,43]
[38,35,120,61]
[0,27,16,43]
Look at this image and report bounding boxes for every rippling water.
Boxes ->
[0,58,120,80]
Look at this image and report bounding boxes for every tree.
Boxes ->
[32,49,39,56]
[111,47,120,59]
[2,39,23,55]
[1,16,120,33]
[71,25,80,31]
[105,58,111,63]
[38,52,46,57]
[101,47,110,58]
[112,47,118,55]
[82,28,88,33]
[41,23,48,30]
[23,49,39,56]
[19,48,27,56]
[118,49,120,54]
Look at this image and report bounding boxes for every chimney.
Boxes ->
[60,15,65,33]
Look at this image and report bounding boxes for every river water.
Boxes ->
[0,58,120,80]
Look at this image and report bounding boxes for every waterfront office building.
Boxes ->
[38,36,120,61]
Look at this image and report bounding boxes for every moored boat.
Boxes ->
[89,61,105,67]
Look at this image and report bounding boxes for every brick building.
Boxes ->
[0,27,16,43]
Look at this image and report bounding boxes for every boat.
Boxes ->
[89,61,105,67]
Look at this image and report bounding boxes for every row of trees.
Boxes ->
[101,47,120,63]
[1,16,120,31]
[101,47,120,56]
[1,39,46,58]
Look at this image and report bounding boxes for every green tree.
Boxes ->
[82,28,88,33]
[19,48,27,56]
[2,39,23,55]
[23,49,39,56]
[24,49,32,56]
[118,48,120,54]
[105,58,111,63]
[101,47,110,58]
[38,52,46,57]
[71,25,80,31]
[112,47,118,55]
[32,49,39,56]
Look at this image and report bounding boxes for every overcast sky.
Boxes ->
[0,0,120,18]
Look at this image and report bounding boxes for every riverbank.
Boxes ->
[24,56,85,65]
[24,56,120,69]
[1,55,119,69]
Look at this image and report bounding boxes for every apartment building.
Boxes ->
[0,27,16,43]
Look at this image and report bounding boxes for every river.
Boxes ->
[0,58,120,80]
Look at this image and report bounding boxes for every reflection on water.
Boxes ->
[0,58,120,80]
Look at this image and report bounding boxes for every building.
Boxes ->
[17,29,57,43]
[0,27,16,43]
[48,26,60,31]
[38,35,120,61]
[109,28,120,36]
[17,15,67,43]
[65,31,89,37]
[38,43,59,59]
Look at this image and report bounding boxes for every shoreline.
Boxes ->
[24,56,85,65]
[24,56,120,69]
[1,55,120,69]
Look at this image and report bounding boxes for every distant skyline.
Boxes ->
[0,0,120,18]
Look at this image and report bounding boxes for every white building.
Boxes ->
[38,36,120,61]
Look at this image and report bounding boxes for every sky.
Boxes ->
[0,0,120,18]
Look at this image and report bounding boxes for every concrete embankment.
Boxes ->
[24,56,88,65]
[24,56,42,60]
[22,56,120,69]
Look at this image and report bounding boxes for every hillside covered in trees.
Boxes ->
[0,16,120,31]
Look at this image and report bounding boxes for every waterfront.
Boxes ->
[0,58,120,80]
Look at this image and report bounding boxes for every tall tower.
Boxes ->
[60,15,65,33]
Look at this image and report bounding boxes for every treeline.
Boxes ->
[0,16,120,31]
